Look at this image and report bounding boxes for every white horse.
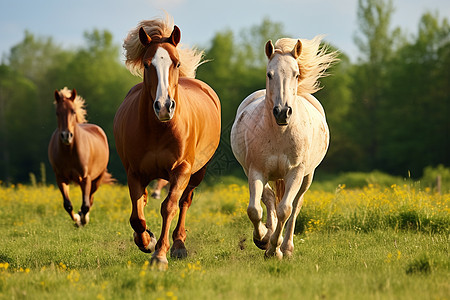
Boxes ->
[231,36,337,258]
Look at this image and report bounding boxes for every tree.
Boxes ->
[0,65,39,182]
[380,12,450,175]
[348,0,399,171]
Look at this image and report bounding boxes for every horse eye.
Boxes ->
[143,62,149,69]
[176,62,181,68]
[267,72,273,80]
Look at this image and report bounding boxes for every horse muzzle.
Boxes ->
[60,131,74,145]
[273,105,292,126]
[154,98,176,122]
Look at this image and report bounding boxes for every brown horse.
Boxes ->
[48,87,112,227]
[114,15,221,269]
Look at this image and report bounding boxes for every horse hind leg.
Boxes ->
[171,166,207,259]
[151,179,169,199]
[79,176,102,226]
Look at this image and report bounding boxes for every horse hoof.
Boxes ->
[134,229,157,253]
[73,213,82,227]
[170,247,188,259]
[264,248,283,260]
[150,256,168,271]
[80,212,90,225]
[253,237,269,250]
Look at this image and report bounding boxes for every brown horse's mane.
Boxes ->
[55,87,87,124]
[123,13,204,78]
[273,36,339,95]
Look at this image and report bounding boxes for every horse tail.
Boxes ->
[101,170,116,185]
[275,179,285,205]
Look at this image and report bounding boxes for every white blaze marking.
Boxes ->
[152,47,172,101]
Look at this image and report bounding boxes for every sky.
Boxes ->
[1,0,449,62]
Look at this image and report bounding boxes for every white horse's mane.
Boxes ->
[274,36,339,95]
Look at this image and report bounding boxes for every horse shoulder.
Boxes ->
[235,89,266,118]
[179,78,220,111]
[300,94,326,118]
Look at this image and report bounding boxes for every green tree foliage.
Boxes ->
[380,12,450,175]
[349,0,400,170]
[0,65,39,182]
[315,50,354,172]
[345,0,449,176]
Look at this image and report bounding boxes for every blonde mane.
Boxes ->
[56,87,87,124]
[274,36,339,95]
[123,14,204,78]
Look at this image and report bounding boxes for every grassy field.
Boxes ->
[0,178,449,299]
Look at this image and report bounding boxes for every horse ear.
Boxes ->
[291,39,302,59]
[54,90,61,102]
[265,40,274,59]
[139,27,152,46]
[70,89,77,101]
[169,25,181,46]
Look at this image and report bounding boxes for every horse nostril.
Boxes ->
[154,101,161,113]
[273,107,280,117]
[287,106,292,117]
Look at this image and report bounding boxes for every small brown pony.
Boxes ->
[48,87,112,227]
[114,15,221,269]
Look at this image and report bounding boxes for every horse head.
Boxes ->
[265,39,302,126]
[139,25,181,122]
[54,88,78,145]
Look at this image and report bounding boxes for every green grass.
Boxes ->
[0,181,449,299]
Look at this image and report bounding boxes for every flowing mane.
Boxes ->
[123,14,204,78]
[56,87,87,124]
[274,36,339,95]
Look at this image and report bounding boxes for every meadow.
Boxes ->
[0,176,448,299]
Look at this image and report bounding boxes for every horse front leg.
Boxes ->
[171,165,207,259]
[247,169,269,250]
[151,163,191,269]
[280,172,314,258]
[128,174,157,254]
[265,169,304,259]
[56,179,77,224]
[76,176,92,226]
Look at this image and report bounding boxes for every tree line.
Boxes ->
[0,0,448,184]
